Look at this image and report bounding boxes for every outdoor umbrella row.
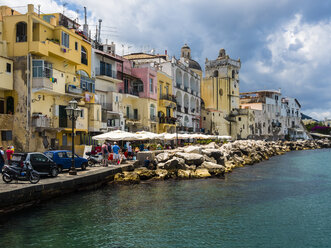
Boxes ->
[92,130,231,141]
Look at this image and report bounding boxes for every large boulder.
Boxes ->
[177,169,192,179]
[153,169,169,180]
[134,167,156,180]
[200,161,225,176]
[202,149,223,160]
[114,171,140,184]
[192,168,211,178]
[184,146,202,154]
[175,152,205,166]
[156,162,165,170]
[163,157,179,171]
[203,155,217,164]
[155,152,172,163]
[137,151,155,165]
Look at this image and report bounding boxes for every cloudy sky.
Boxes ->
[3,0,331,120]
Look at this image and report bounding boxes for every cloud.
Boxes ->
[2,0,331,120]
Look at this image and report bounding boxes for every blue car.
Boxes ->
[44,150,88,172]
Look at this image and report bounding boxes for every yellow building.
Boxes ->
[157,71,176,133]
[0,4,94,152]
[201,49,246,138]
[0,35,14,147]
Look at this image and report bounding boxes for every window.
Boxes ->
[1,131,12,141]
[0,100,4,114]
[32,60,53,78]
[6,63,11,73]
[81,46,88,65]
[238,117,241,121]
[61,32,69,48]
[16,22,27,42]
[150,78,153,93]
[150,104,155,119]
[203,117,206,120]
[80,109,84,118]
[100,61,112,77]
[159,84,162,98]
[165,85,169,96]
[75,42,78,50]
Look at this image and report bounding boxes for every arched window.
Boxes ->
[232,70,235,79]
[6,97,14,114]
[81,46,88,65]
[213,70,218,77]
[16,22,27,42]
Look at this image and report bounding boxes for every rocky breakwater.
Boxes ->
[113,139,331,184]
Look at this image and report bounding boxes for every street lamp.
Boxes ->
[175,116,182,148]
[65,99,81,175]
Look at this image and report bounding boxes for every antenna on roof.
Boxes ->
[98,19,102,44]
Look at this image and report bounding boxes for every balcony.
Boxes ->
[32,114,52,128]
[176,105,182,112]
[159,116,176,125]
[66,84,83,95]
[160,94,176,103]
[32,77,53,91]
[101,103,114,111]
[184,107,188,114]
[120,89,140,97]
[184,86,188,92]
[125,114,141,121]
[176,83,181,88]
[95,67,118,79]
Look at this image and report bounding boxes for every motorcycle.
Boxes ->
[85,152,102,166]
[2,161,40,184]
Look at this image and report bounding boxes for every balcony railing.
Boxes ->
[101,103,113,111]
[125,114,140,121]
[120,88,140,97]
[66,84,83,95]
[32,114,52,128]
[95,67,117,79]
[32,77,53,90]
[176,83,181,88]
[159,116,176,124]
[177,105,182,112]
[184,86,188,92]
[184,107,188,114]
[160,94,176,103]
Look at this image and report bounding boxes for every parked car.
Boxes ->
[44,150,88,172]
[10,152,59,177]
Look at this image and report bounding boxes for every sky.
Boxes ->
[2,0,331,120]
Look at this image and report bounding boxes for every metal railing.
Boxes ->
[159,117,176,124]
[160,94,176,103]
[95,67,117,79]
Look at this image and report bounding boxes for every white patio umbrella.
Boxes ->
[162,133,177,140]
[217,135,232,140]
[92,130,139,141]
[135,131,165,140]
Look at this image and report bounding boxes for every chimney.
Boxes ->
[83,7,89,37]
[28,4,34,13]
[98,19,102,44]
[165,50,167,55]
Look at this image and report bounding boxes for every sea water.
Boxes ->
[1,149,331,248]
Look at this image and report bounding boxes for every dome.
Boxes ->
[182,43,190,50]
[188,59,202,71]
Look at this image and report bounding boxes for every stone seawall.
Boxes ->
[0,165,134,215]
[113,139,331,183]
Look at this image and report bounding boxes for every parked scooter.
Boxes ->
[2,161,40,184]
[85,152,102,166]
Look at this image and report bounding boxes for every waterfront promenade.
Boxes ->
[0,163,136,215]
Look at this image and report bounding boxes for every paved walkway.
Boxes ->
[0,164,129,194]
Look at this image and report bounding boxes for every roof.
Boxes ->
[240,90,281,95]
[94,49,124,63]
[123,53,167,60]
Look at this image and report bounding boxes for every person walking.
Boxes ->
[6,146,13,165]
[127,143,132,159]
[0,146,5,173]
[112,142,120,165]
[101,141,109,167]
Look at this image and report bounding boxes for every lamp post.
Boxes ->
[175,116,182,148]
[65,99,81,175]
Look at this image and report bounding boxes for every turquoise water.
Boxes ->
[1,149,331,248]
